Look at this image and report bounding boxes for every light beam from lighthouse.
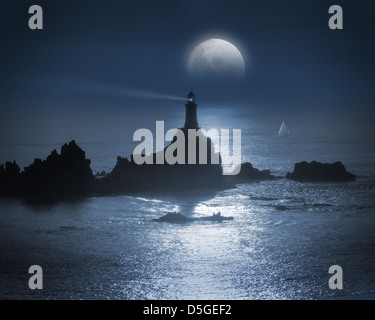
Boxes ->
[184,91,199,130]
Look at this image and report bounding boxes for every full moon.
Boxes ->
[187,39,245,79]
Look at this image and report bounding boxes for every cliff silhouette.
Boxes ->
[0,140,356,203]
[0,141,95,202]
[0,137,274,202]
[0,92,356,202]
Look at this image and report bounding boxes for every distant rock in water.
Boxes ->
[199,212,234,221]
[153,212,193,223]
[286,161,356,182]
[235,162,275,181]
[153,211,234,223]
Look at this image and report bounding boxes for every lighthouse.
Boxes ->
[184,91,199,130]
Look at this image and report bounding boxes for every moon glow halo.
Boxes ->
[187,39,245,79]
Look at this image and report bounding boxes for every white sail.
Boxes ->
[278,121,289,136]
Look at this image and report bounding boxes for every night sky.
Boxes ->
[1,0,375,142]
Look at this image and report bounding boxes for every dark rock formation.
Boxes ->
[234,162,275,181]
[96,155,154,194]
[2,140,356,204]
[286,161,355,182]
[0,161,21,195]
[0,140,95,201]
[0,92,277,202]
[153,212,193,223]
[199,212,234,221]
[153,211,234,223]
[97,129,226,193]
[95,171,107,177]
[0,139,275,202]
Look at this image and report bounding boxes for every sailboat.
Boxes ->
[278,121,289,136]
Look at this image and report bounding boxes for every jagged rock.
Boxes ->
[96,156,151,194]
[2,140,357,204]
[61,140,86,161]
[0,161,21,195]
[0,139,276,201]
[0,92,278,201]
[0,140,95,201]
[98,130,225,193]
[95,171,107,177]
[234,162,275,181]
[286,161,355,182]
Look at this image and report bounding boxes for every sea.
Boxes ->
[1,108,375,300]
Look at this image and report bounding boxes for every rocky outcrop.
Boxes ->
[97,129,226,193]
[0,139,276,202]
[286,161,356,182]
[0,140,95,201]
[1,140,358,203]
[234,162,275,181]
[153,212,193,223]
[0,161,21,195]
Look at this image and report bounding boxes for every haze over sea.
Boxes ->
[1,108,375,299]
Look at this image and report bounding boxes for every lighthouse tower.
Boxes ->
[184,91,199,130]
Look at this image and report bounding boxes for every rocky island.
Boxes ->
[0,92,275,202]
[0,92,356,203]
[286,161,356,182]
